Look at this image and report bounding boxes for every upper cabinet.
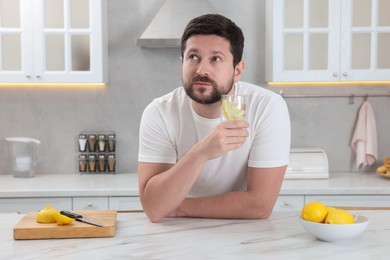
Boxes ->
[266,0,390,82]
[0,0,107,83]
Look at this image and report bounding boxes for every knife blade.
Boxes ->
[60,210,104,227]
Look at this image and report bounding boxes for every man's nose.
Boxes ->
[196,60,210,76]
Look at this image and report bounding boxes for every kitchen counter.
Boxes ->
[0,210,388,259]
[0,171,389,198]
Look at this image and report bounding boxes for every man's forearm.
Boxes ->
[171,191,276,219]
[140,142,209,222]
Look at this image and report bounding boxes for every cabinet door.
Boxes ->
[0,0,106,83]
[266,0,341,82]
[340,0,390,81]
[0,197,72,213]
[274,195,304,212]
[109,197,143,211]
[72,197,108,210]
[305,195,390,207]
[0,0,33,82]
[33,0,106,83]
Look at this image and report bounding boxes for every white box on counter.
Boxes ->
[285,148,329,179]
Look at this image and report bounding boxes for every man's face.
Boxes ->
[182,35,239,104]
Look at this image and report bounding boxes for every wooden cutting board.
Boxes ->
[13,210,117,240]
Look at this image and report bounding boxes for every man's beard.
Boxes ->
[183,74,234,105]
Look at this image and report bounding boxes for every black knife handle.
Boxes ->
[60,210,82,219]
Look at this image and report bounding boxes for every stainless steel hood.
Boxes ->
[137,0,216,48]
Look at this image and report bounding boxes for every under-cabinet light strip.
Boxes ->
[268,81,390,86]
[0,83,106,89]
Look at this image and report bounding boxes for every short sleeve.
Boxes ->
[138,101,177,164]
[248,95,291,168]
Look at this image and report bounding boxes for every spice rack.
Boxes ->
[78,131,116,174]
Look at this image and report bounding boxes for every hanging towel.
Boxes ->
[351,101,378,169]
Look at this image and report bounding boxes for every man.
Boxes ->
[138,14,290,222]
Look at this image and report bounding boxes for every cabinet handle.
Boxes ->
[36,75,41,78]
[283,201,290,206]
[87,202,93,207]
[342,72,348,77]
[332,72,338,77]
[26,75,31,78]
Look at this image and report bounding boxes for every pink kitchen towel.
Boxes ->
[351,101,378,169]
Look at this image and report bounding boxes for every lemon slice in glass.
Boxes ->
[221,99,246,120]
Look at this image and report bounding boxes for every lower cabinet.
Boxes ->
[109,197,142,211]
[274,195,305,212]
[72,197,109,210]
[0,196,142,213]
[5,194,388,214]
[305,195,390,208]
[0,198,72,214]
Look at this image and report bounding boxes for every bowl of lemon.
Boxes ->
[300,201,369,242]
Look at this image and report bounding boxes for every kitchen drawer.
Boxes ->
[72,197,109,210]
[109,197,142,210]
[273,195,304,212]
[0,197,72,214]
[305,195,390,207]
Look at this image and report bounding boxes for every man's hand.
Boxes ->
[198,120,249,160]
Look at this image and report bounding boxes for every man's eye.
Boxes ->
[212,56,222,62]
[188,55,199,61]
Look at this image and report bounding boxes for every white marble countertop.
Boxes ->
[0,210,388,259]
[0,173,139,197]
[0,171,389,198]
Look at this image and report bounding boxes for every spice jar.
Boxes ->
[88,154,97,172]
[98,134,106,152]
[79,154,87,172]
[87,134,97,152]
[107,154,116,172]
[78,134,87,152]
[107,134,116,152]
[98,154,106,172]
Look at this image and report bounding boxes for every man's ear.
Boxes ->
[234,61,245,81]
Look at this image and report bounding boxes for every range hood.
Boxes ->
[137,0,216,48]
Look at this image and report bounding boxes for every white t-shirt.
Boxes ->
[138,81,291,197]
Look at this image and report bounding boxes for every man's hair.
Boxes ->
[181,14,244,67]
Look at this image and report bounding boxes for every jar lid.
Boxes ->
[88,134,96,138]
[79,134,87,139]
[88,154,97,159]
[98,154,106,159]
[108,154,115,159]
[108,134,116,139]
[79,154,87,159]
[98,134,106,139]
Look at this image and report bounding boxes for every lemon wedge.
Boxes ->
[36,204,74,225]
[221,99,246,120]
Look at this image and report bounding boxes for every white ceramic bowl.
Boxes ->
[300,215,369,242]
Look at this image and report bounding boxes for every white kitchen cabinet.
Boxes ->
[0,0,107,83]
[266,0,390,82]
[305,195,390,207]
[273,195,305,212]
[72,197,108,210]
[109,197,143,211]
[0,197,72,214]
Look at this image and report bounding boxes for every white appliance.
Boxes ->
[285,148,329,179]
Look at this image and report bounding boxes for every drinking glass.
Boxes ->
[220,94,247,121]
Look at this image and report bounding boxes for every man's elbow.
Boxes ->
[248,202,274,219]
[144,209,165,223]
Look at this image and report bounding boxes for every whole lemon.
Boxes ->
[301,201,328,223]
[325,209,355,224]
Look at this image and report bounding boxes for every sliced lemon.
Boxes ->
[36,204,60,223]
[221,99,246,120]
[53,211,75,225]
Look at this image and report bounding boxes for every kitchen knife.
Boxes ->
[60,210,104,227]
